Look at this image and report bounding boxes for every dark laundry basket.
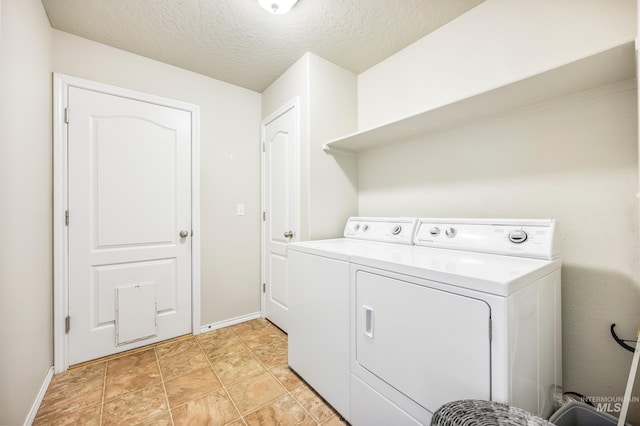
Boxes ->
[431,400,555,426]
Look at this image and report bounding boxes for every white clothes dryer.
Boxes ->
[349,218,562,426]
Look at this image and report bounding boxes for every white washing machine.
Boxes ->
[349,218,562,426]
[287,217,418,422]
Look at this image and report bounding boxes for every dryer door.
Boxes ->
[355,270,491,413]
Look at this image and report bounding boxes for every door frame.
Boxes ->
[53,73,201,373]
[260,97,300,318]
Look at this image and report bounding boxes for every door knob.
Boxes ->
[283,230,294,239]
[179,230,189,238]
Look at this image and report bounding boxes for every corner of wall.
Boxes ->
[0,0,54,424]
[307,54,359,239]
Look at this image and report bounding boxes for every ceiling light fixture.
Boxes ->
[258,0,298,14]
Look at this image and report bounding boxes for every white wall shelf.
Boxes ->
[323,41,635,154]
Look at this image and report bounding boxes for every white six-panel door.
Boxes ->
[262,100,299,332]
[67,86,193,365]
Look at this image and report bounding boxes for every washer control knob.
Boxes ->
[391,225,402,235]
[353,223,360,231]
[362,224,369,232]
[445,227,457,238]
[508,229,528,244]
[429,227,440,236]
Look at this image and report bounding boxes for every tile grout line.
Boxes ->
[264,363,321,425]
[105,346,174,425]
[195,333,246,424]
[158,331,307,425]
[101,350,162,400]
[181,329,302,424]
[100,360,107,425]
[33,361,109,425]
[155,346,176,426]
[229,323,296,422]
[222,327,260,424]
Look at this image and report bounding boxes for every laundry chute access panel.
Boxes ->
[354,270,491,413]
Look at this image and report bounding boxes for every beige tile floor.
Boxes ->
[34,318,348,425]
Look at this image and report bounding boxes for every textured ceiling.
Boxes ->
[41,0,485,92]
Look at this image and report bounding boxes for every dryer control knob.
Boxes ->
[445,227,457,238]
[508,229,528,244]
[391,225,402,235]
[429,227,440,236]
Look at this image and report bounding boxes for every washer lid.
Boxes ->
[350,245,561,296]
[287,238,395,261]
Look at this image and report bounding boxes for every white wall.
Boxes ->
[356,0,640,422]
[51,30,263,326]
[0,0,53,424]
[308,54,358,239]
[358,0,636,130]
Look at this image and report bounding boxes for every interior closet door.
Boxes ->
[262,100,299,332]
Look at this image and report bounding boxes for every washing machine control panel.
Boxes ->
[344,217,418,245]
[414,218,558,260]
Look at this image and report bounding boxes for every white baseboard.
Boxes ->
[24,366,54,426]
[200,311,262,334]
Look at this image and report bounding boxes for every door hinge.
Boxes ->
[65,316,70,334]
[262,211,266,221]
[64,107,70,124]
[262,283,266,293]
[65,210,69,226]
